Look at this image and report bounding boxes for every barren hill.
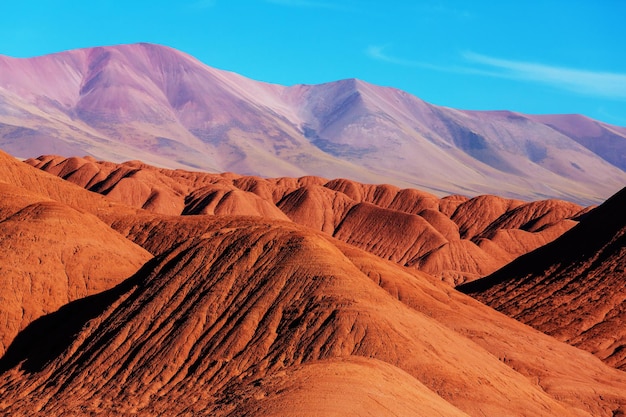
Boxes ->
[0,152,151,358]
[27,154,586,284]
[460,187,626,370]
[2,43,626,203]
[1,149,626,415]
[2,215,626,416]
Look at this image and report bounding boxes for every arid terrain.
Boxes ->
[2,43,626,204]
[1,42,626,417]
[27,154,588,285]
[460,185,626,371]
[1,148,626,416]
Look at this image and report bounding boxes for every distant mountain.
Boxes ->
[1,43,625,204]
[459,186,626,370]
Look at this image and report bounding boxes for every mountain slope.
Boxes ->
[0,151,151,358]
[1,43,625,203]
[28,154,585,284]
[528,113,626,171]
[1,149,626,415]
[2,215,626,416]
[460,187,626,370]
[0,198,151,358]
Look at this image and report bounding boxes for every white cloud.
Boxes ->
[366,45,500,77]
[366,45,626,100]
[463,52,626,99]
[366,45,417,66]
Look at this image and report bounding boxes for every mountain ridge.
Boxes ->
[459,186,626,370]
[1,42,626,204]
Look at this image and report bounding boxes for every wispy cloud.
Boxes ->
[366,45,626,100]
[265,0,354,11]
[366,45,431,68]
[463,52,626,99]
[366,45,500,77]
[596,107,626,126]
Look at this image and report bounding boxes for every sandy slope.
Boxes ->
[29,154,585,285]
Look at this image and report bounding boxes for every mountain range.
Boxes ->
[2,42,626,416]
[1,43,626,204]
[1,148,626,416]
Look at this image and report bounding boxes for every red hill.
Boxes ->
[460,187,626,370]
[2,216,626,415]
[28,155,585,284]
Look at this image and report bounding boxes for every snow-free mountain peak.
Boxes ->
[1,43,625,204]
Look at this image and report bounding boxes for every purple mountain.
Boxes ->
[1,43,625,204]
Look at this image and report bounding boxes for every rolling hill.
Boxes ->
[1,39,626,415]
[27,154,586,285]
[1,150,626,415]
[459,186,626,371]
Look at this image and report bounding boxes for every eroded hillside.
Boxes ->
[1,149,625,416]
[27,154,587,285]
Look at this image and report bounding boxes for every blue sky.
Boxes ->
[2,0,625,126]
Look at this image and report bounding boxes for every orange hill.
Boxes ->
[460,186,626,371]
[27,154,586,285]
[2,215,626,416]
[0,151,150,357]
[1,149,625,415]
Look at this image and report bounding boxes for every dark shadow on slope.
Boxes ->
[458,186,626,294]
[432,108,523,175]
[0,257,159,374]
[545,122,626,171]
